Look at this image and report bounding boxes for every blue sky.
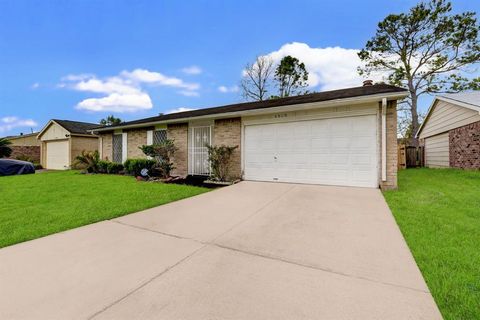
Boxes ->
[1,0,479,136]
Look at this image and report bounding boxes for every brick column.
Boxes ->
[167,123,188,176]
[381,101,398,190]
[213,117,242,179]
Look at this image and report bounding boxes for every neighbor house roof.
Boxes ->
[37,119,99,139]
[92,83,408,132]
[3,132,39,140]
[416,91,480,137]
[52,119,99,135]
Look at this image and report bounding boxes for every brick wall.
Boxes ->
[100,133,112,161]
[9,146,40,163]
[127,129,147,159]
[214,117,242,179]
[381,101,398,190]
[449,121,480,169]
[70,136,99,164]
[167,123,188,176]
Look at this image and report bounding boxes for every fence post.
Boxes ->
[398,144,406,170]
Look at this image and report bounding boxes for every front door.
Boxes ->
[189,126,211,175]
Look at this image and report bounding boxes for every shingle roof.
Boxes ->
[93,84,407,131]
[3,132,39,139]
[53,119,99,135]
[440,91,480,109]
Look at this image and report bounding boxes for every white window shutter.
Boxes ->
[147,130,153,145]
[122,132,128,163]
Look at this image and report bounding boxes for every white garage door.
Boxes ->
[244,115,378,188]
[46,140,69,170]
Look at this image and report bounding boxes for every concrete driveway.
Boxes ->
[0,182,442,319]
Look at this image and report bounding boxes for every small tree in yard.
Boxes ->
[206,144,238,182]
[0,138,12,158]
[140,139,177,178]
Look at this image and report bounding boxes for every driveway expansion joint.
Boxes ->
[108,219,430,296]
[210,243,431,294]
[87,243,209,320]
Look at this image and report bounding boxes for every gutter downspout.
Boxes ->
[381,98,387,182]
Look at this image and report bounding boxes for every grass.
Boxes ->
[383,168,480,320]
[0,170,209,248]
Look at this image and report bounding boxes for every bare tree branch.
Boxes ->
[240,56,274,101]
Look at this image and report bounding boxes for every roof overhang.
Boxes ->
[91,91,409,133]
[416,95,480,138]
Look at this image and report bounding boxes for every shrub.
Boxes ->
[98,160,124,174]
[15,154,34,162]
[0,138,12,158]
[139,139,177,178]
[206,144,239,182]
[73,150,100,173]
[124,158,157,176]
[33,163,43,170]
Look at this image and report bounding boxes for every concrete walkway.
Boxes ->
[0,182,442,319]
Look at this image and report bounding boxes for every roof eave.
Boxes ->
[91,91,408,133]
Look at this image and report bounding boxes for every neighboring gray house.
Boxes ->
[417,92,480,169]
[92,83,408,189]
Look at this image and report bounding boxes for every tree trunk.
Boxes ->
[408,83,420,147]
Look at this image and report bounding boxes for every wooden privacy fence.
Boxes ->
[398,144,424,169]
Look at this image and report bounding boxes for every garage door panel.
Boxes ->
[46,140,69,170]
[244,115,378,188]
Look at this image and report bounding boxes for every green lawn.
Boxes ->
[0,171,209,248]
[383,168,480,320]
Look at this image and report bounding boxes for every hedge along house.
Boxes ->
[92,83,408,189]
[416,92,480,169]
[37,120,99,170]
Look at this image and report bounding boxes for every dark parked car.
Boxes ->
[0,159,35,176]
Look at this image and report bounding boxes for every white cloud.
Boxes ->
[121,69,200,90]
[61,74,94,82]
[178,90,200,97]
[60,68,200,113]
[76,93,152,113]
[181,66,202,75]
[218,85,239,93]
[166,107,196,114]
[263,42,387,91]
[31,83,40,89]
[0,116,37,133]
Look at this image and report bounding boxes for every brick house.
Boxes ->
[417,92,480,169]
[37,120,99,170]
[4,132,41,163]
[92,83,407,189]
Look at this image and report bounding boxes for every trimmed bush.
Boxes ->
[139,140,177,178]
[123,158,156,176]
[98,160,123,174]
